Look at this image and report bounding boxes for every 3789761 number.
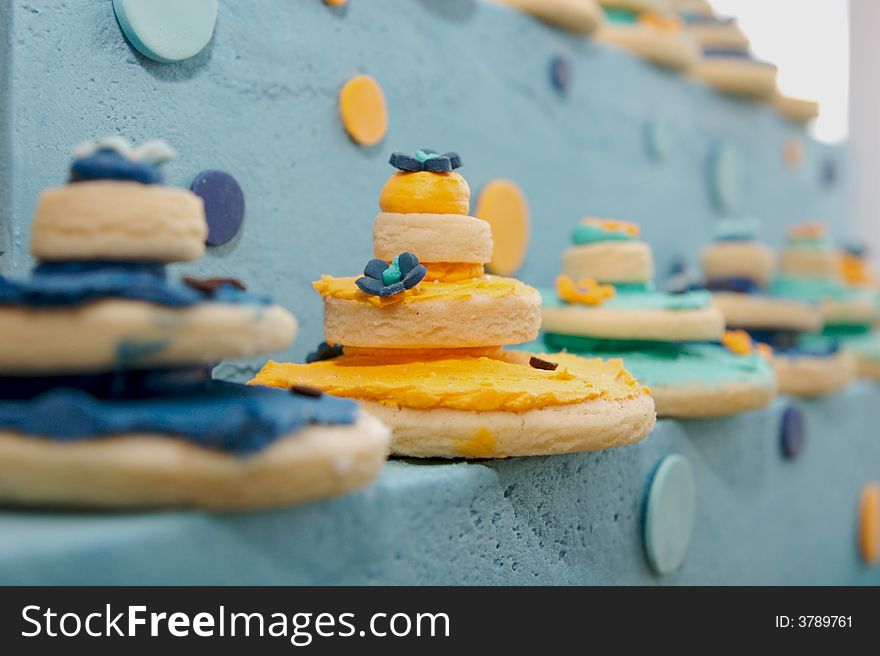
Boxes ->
[798,616,852,628]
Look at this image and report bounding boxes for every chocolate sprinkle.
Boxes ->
[182,276,247,294]
[290,385,324,398]
[529,356,558,371]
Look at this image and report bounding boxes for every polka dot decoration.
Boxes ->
[645,118,673,162]
[549,55,571,93]
[475,180,531,276]
[113,0,218,63]
[644,454,695,576]
[859,482,880,565]
[783,137,804,168]
[709,141,743,212]
[779,405,805,460]
[339,75,389,146]
[190,170,246,247]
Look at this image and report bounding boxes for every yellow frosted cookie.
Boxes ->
[379,171,470,215]
[252,351,656,458]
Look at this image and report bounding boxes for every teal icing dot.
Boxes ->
[709,141,743,212]
[645,118,673,162]
[382,256,402,286]
[113,0,218,63]
[644,454,696,576]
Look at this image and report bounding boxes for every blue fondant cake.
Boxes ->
[0,0,877,584]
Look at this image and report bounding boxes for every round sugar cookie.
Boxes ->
[563,241,654,284]
[0,300,297,375]
[701,241,775,288]
[771,351,856,398]
[492,0,602,35]
[316,275,541,349]
[774,94,820,124]
[364,394,655,458]
[780,247,840,279]
[685,24,750,50]
[711,292,822,332]
[542,304,724,342]
[372,212,492,264]
[595,24,699,70]
[0,411,389,510]
[821,297,877,327]
[30,181,207,263]
[691,58,778,99]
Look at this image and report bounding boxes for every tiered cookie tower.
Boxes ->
[0,138,389,510]
[253,151,656,459]
[540,218,777,418]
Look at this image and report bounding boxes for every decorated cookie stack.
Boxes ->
[595,0,698,70]
[700,220,848,397]
[762,223,871,393]
[0,138,390,510]
[674,4,778,98]
[540,219,777,418]
[837,244,880,379]
[252,151,656,459]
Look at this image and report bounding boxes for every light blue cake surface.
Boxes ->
[1,386,879,585]
[0,1,876,585]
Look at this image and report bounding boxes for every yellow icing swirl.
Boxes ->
[555,274,616,305]
[250,351,648,413]
[423,262,485,282]
[379,171,470,215]
[313,274,533,307]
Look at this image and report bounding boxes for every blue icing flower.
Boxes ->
[69,137,176,185]
[356,252,427,297]
[389,149,462,173]
[70,149,163,185]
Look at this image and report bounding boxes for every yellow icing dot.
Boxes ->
[721,329,754,356]
[860,482,880,565]
[313,274,532,307]
[783,137,804,168]
[339,75,388,146]
[250,352,648,413]
[379,171,470,215]
[580,217,640,237]
[423,262,485,282]
[841,252,872,287]
[556,274,616,305]
[456,428,500,458]
[475,179,530,276]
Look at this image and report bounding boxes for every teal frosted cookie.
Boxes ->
[541,335,777,418]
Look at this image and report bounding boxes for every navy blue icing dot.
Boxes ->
[190,169,245,247]
[549,55,571,93]
[821,158,839,188]
[780,405,805,460]
[70,149,163,185]
[0,381,358,456]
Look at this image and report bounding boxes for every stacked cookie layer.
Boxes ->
[253,151,656,458]
[542,218,777,418]
[0,138,390,509]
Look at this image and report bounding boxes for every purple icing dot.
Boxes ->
[550,55,571,93]
[190,170,245,247]
[780,405,805,460]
